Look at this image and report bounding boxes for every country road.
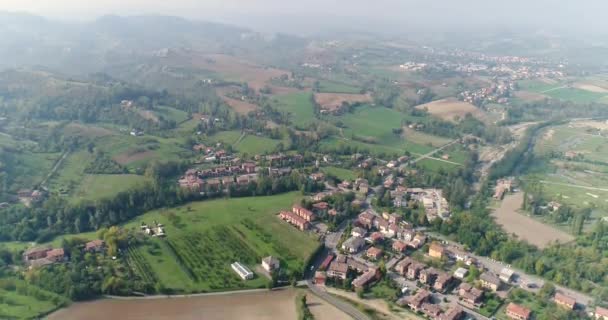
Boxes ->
[306,280,370,320]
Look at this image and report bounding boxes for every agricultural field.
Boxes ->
[272,92,317,127]
[491,193,574,248]
[4,151,61,193]
[115,192,319,292]
[314,93,372,113]
[233,134,282,155]
[216,86,259,115]
[70,174,149,203]
[317,80,361,94]
[518,79,608,103]
[154,106,190,123]
[321,166,358,181]
[416,98,487,123]
[0,279,68,319]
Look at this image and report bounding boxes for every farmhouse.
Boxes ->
[231,262,254,280]
[22,247,51,263]
[85,239,105,253]
[278,210,310,231]
[261,256,280,272]
[506,302,531,320]
[553,293,576,310]
[46,248,65,263]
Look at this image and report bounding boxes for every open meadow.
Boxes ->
[271,92,317,127]
[416,98,487,123]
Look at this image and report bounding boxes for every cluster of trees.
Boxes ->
[84,150,127,174]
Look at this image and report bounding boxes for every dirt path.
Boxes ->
[411,139,460,164]
[39,150,70,187]
[491,192,574,248]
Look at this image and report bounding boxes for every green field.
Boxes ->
[416,158,461,172]
[154,106,190,123]
[0,279,68,319]
[518,80,607,103]
[208,130,243,145]
[234,134,281,155]
[95,134,190,169]
[114,192,319,292]
[4,151,61,193]
[272,92,316,127]
[321,166,358,181]
[317,80,361,94]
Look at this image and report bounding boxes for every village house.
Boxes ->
[595,306,608,320]
[22,247,51,264]
[312,202,329,214]
[419,268,438,285]
[178,169,204,191]
[394,257,413,275]
[319,255,335,271]
[342,236,365,253]
[388,213,402,224]
[314,271,327,286]
[493,178,513,200]
[408,234,427,249]
[506,303,531,320]
[407,289,431,312]
[353,268,379,289]
[553,293,576,310]
[262,256,280,273]
[480,272,502,292]
[358,211,376,229]
[328,208,339,216]
[429,242,446,259]
[453,267,469,280]
[327,262,348,280]
[407,262,425,280]
[366,247,383,260]
[421,302,442,318]
[278,211,310,231]
[370,232,384,244]
[458,283,484,306]
[309,172,325,181]
[434,272,453,292]
[392,240,408,253]
[440,306,465,320]
[85,239,105,253]
[46,248,65,263]
[292,205,317,222]
[351,227,367,238]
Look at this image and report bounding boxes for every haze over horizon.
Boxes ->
[1,0,607,36]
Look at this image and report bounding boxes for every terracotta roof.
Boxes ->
[554,293,576,306]
[506,303,531,319]
[596,306,608,317]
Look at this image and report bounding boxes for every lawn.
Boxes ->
[0,279,68,320]
[117,192,319,292]
[317,80,361,94]
[321,166,358,181]
[272,92,317,127]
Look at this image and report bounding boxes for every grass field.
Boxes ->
[234,135,281,155]
[5,151,61,193]
[208,130,244,145]
[317,80,361,94]
[321,166,358,181]
[114,192,319,292]
[154,106,189,123]
[518,79,608,103]
[272,92,317,127]
[416,159,461,172]
[416,98,487,123]
[96,134,189,169]
[0,279,68,319]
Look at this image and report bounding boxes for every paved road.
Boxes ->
[306,280,370,320]
[427,232,594,308]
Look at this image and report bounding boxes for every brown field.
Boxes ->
[573,82,608,93]
[514,90,549,102]
[113,150,155,165]
[64,123,114,138]
[314,92,372,111]
[569,119,608,131]
[216,86,259,114]
[189,53,288,91]
[48,289,302,320]
[492,192,574,248]
[307,293,352,320]
[416,98,486,123]
[137,109,160,122]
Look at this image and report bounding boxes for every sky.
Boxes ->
[0,0,605,35]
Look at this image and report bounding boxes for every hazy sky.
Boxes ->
[0,0,604,34]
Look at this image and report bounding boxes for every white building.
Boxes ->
[231,262,254,280]
[262,256,280,272]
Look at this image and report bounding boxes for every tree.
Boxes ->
[539,282,556,300]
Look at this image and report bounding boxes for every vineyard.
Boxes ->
[125,246,158,285]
